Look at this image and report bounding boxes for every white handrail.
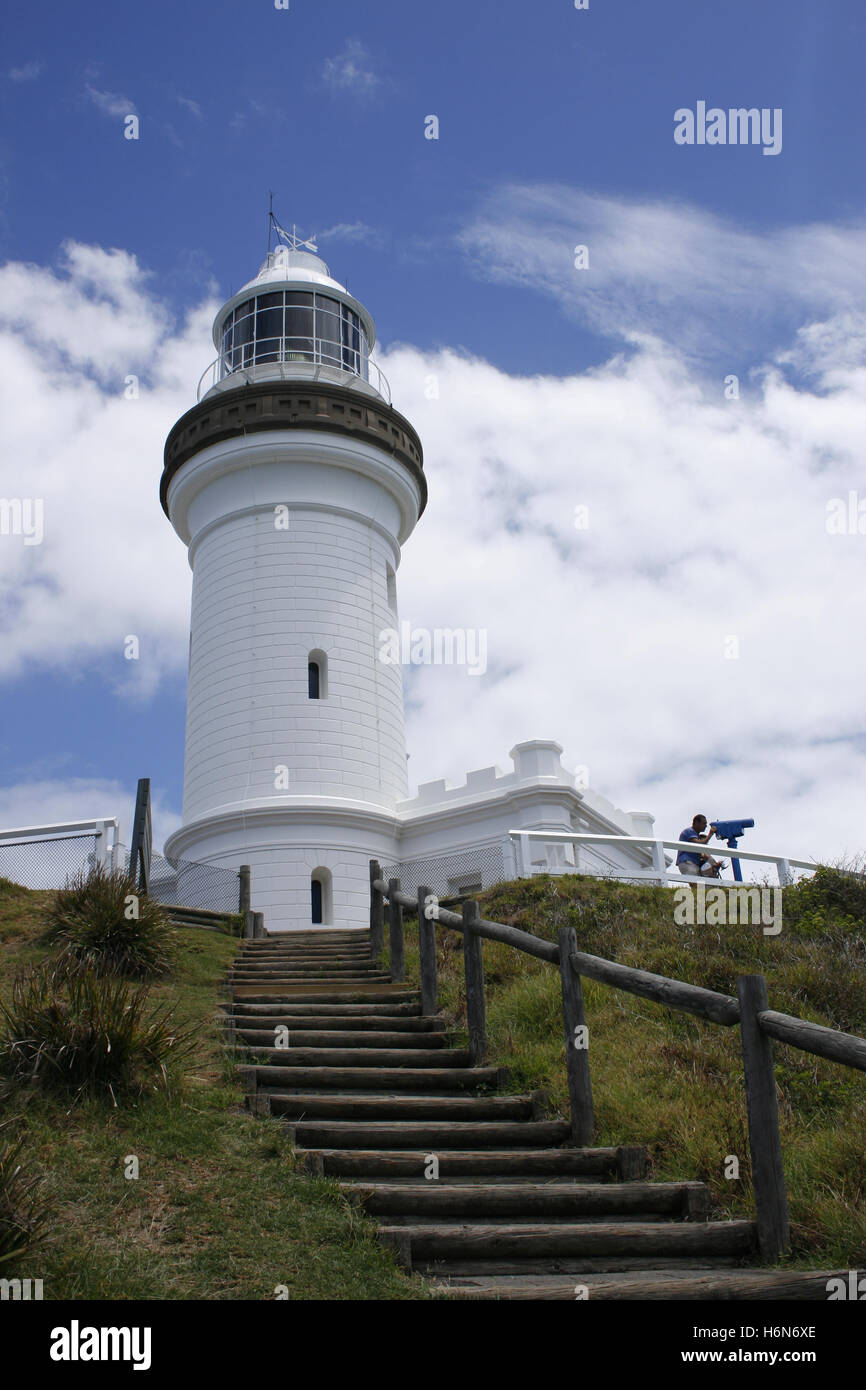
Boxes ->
[0,818,119,841]
[0,818,120,870]
[508,829,820,887]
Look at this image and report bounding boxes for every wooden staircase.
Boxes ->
[222,929,838,1300]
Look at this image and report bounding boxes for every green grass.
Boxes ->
[0,877,424,1300]
[392,871,866,1269]
[3,863,863,1295]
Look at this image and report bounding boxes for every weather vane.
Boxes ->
[267,192,317,255]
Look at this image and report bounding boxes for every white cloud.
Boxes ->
[0,241,213,693]
[459,184,866,365]
[177,95,203,120]
[229,98,266,132]
[8,62,42,83]
[85,84,137,118]
[378,332,866,865]
[322,40,381,97]
[319,221,384,247]
[0,777,181,863]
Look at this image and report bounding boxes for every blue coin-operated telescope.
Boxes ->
[711,818,755,881]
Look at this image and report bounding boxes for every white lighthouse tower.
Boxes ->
[162,230,425,931]
[162,227,659,929]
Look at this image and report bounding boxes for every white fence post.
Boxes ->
[502,834,517,880]
[93,821,107,870]
[651,839,667,886]
[519,833,531,878]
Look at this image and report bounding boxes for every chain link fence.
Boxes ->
[116,845,241,915]
[0,834,102,890]
[0,832,241,915]
[380,844,507,899]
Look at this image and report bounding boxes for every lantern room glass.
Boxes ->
[218,291,370,382]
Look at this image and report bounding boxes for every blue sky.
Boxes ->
[1,0,866,864]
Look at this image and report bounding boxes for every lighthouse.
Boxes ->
[161,225,658,929]
[161,229,425,932]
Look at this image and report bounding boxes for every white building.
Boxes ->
[162,239,655,929]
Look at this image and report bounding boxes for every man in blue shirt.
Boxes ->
[677,814,726,877]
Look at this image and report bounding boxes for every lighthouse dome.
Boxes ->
[238,247,346,294]
[199,245,387,403]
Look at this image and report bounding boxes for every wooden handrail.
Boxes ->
[568,949,740,1026]
[372,878,558,962]
[757,1010,866,1072]
[369,863,866,1260]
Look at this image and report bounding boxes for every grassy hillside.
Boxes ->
[0,878,424,1300]
[4,867,863,1296]
[394,870,866,1269]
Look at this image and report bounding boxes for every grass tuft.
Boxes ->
[40,864,175,978]
[0,963,198,1102]
[0,1118,52,1267]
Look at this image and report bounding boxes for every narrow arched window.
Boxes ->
[311,868,332,926]
[308,649,328,698]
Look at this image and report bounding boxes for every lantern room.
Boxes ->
[198,244,388,402]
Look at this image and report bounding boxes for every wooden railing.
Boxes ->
[369,860,866,1261]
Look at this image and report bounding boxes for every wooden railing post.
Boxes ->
[253,910,265,940]
[418,884,438,1016]
[369,860,384,960]
[388,877,405,982]
[243,909,256,940]
[738,974,790,1259]
[238,864,251,916]
[557,926,594,1144]
[463,900,487,1064]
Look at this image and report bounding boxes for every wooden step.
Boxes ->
[167,905,233,924]
[226,1015,445,1033]
[297,1147,635,1180]
[341,1181,709,1220]
[239,938,371,946]
[227,974,392,985]
[233,957,374,967]
[231,1028,451,1048]
[230,987,420,1003]
[231,954,379,964]
[436,1269,847,1300]
[229,961,380,973]
[223,1002,423,1017]
[268,1092,534,1121]
[284,1120,572,1149]
[240,1065,500,1091]
[377,1220,756,1268]
[236,1047,471,1068]
[250,933,370,944]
